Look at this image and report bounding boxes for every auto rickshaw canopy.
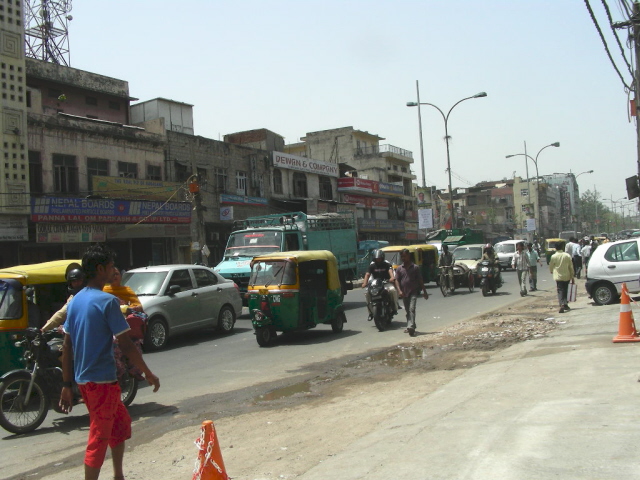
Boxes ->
[250,250,341,291]
[0,259,82,285]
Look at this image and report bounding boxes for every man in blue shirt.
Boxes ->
[60,244,160,480]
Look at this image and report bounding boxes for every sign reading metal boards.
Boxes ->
[418,208,433,229]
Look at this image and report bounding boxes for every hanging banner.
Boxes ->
[418,209,433,229]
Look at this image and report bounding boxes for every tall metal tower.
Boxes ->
[24,0,73,66]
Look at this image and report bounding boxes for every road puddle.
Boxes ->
[359,345,431,367]
[254,380,312,402]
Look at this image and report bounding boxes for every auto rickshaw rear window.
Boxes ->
[0,279,22,319]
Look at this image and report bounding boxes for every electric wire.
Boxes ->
[602,0,635,78]
[584,0,633,90]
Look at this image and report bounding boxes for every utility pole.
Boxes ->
[635,2,640,185]
[594,184,598,231]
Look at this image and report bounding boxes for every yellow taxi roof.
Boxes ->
[0,259,82,285]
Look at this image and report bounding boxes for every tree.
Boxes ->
[580,189,621,234]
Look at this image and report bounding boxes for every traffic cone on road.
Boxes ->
[192,420,228,480]
[613,283,640,343]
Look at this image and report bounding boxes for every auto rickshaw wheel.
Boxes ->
[331,311,346,333]
[256,326,276,347]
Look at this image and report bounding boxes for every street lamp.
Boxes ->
[506,142,560,239]
[407,91,487,229]
[576,170,594,179]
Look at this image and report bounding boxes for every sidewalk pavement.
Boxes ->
[300,293,640,480]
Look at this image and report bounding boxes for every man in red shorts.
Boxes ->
[59,244,160,480]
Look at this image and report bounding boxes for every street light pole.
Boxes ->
[407,91,487,229]
[506,142,560,239]
[414,80,426,189]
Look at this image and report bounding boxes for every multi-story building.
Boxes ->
[23,59,189,267]
[286,126,417,243]
[0,0,29,266]
[461,180,514,241]
[540,173,581,233]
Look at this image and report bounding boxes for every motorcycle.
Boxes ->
[0,328,139,435]
[478,260,503,297]
[367,278,394,332]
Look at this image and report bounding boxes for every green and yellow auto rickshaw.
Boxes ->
[247,250,347,347]
[544,238,563,264]
[0,259,81,375]
[380,245,417,270]
[410,244,440,284]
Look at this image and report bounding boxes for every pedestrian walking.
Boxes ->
[395,248,429,337]
[549,240,575,313]
[527,243,542,291]
[59,244,160,480]
[581,241,592,276]
[511,241,530,296]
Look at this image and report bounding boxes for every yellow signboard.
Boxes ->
[91,176,183,201]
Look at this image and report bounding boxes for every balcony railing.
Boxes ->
[356,144,413,159]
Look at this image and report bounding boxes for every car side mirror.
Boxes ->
[167,284,181,296]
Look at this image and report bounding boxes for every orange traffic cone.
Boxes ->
[193,420,228,480]
[613,283,640,343]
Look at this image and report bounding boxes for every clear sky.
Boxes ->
[66,0,636,211]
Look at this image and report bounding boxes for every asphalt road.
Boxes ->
[1,266,556,478]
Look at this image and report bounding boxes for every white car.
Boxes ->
[585,238,640,305]
[122,264,242,350]
[494,240,525,269]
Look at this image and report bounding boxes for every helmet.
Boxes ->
[373,249,385,261]
[65,263,85,282]
[485,243,492,249]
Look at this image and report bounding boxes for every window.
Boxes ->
[52,154,78,193]
[118,161,137,179]
[147,164,162,181]
[167,269,193,291]
[520,188,529,197]
[293,172,307,197]
[174,162,190,182]
[197,167,208,186]
[604,241,640,262]
[85,96,97,106]
[236,170,247,195]
[28,151,43,194]
[87,158,109,193]
[193,268,218,287]
[214,167,227,192]
[319,175,333,200]
[273,169,283,194]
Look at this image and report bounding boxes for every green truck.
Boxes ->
[214,212,358,302]
[426,228,485,247]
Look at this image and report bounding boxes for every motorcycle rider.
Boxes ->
[41,263,86,332]
[438,244,455,289]
[362,249,400,320]
[481,243,502,286]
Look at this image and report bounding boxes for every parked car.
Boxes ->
[122,264,242,350]
[494,239,525,270]
[585,238,640,305]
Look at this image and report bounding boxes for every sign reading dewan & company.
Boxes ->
[31,197,192,224]
[273,152,339,177]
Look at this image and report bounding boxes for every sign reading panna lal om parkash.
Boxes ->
[31,197,192,224]
[273,152,339,177]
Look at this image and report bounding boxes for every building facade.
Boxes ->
[286,126,418,243]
